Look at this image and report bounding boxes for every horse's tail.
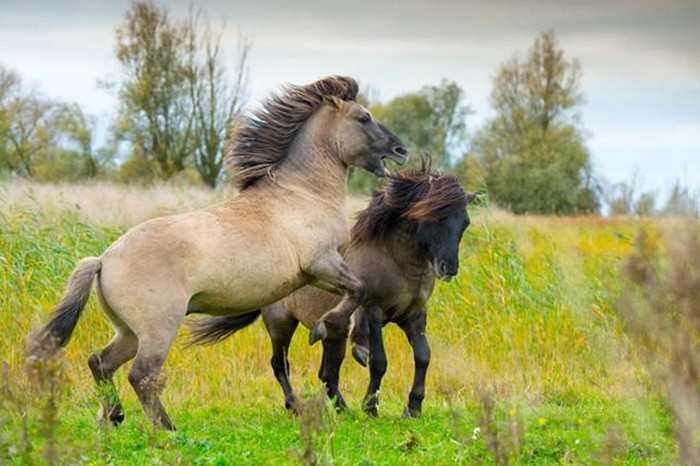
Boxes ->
[28,257,101,358]
[186,310,262,347]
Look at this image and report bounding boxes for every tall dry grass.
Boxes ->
[1,182,646,401]
[0,180,368,228]
[0,180,687,463]
[620,225,700,464]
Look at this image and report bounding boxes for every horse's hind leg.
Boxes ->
[319,337,348,411]
[127,313,183,431]
[262,303,300,413]
[88,330,137,426]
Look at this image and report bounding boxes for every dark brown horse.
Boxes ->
[189,161,475,417]
[28,76,406,430]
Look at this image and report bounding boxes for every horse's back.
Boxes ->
[97,205,304,320]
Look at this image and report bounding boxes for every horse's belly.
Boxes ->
[187,269,308,315]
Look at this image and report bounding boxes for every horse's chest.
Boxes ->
[382,275,433,322]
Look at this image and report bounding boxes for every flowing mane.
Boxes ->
[227,76,359,190]
[350,159,467,245]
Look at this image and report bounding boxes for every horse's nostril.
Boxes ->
[393,146,407,156]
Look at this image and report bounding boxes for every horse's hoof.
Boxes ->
[97,406,125,428]
[285,396,301,415]
[309,322,327,345]
[110,410,125,426]
[351,345,369,367]
[363,406,379,417]
[402,407,421,419]
[333,395,348,412]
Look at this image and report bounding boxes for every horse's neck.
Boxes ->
[385,221,432,279]
[274,123,348,206]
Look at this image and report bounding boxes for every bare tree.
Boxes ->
[187,13,249,188]
[111,1,250,185]
[113,1,196,180]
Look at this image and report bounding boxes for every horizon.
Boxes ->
[1,0,698,203]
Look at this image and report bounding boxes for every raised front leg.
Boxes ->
[399,308,430,418]
[362,304,387,417]
[306,252,366,344]
[349,305,370,367]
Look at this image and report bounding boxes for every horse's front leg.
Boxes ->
[362,304,386,417]
[399,307,430,418]
[349,304,370,367]
[306,252,366,344]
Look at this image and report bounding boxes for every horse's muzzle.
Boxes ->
[388,145,408,165]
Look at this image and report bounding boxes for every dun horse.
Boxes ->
[29,76,407,430]
[189,162,475,417]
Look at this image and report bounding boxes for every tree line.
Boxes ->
[1,1,697,217]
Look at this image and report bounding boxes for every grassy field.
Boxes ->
[0,181,689,464]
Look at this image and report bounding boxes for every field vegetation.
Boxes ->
[2,181,697,464]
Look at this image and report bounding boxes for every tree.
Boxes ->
[372,79,469,168]
[634,191,657,217]
[110,1,249,186]
[0,65,22,170]
[348,80,470,193]
[112,0,196,181]
[187,16,249,187]
[606,172,657,217]
[1,92,57,177]
[54,103,117,179]
[472,31,598,215]
[662,181,699,217]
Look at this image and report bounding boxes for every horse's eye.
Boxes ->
[359,114,371,124]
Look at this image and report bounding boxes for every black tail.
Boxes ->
[28,257,101,358]
[186,310,262,347]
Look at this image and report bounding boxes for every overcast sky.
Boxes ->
[1,0,698,199]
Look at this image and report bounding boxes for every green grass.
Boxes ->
[0,200,682,464]
[1,394,677,465]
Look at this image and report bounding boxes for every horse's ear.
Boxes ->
[465,192,479,204]
[323,95,344,109]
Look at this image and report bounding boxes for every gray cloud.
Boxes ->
[0,0,698,191]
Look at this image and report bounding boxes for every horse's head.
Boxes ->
[320,95,407,177]
[350,157,477,282]
[414,190,476,282]
[401,167,477,282]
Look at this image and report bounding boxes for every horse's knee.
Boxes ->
[127,358,162,391]
[270,356,287,376]
[88,352,102,378]
[414,351,430,371]
[355,284,367,304]
[370,354,387,378]
[127,366,144,389]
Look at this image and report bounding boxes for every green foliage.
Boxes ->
[112,1,196,181]
[349,79,470,194]
[0,90,57,178]
[110,2,249,187]
[473,31,599,215]
[0,65,115,182]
